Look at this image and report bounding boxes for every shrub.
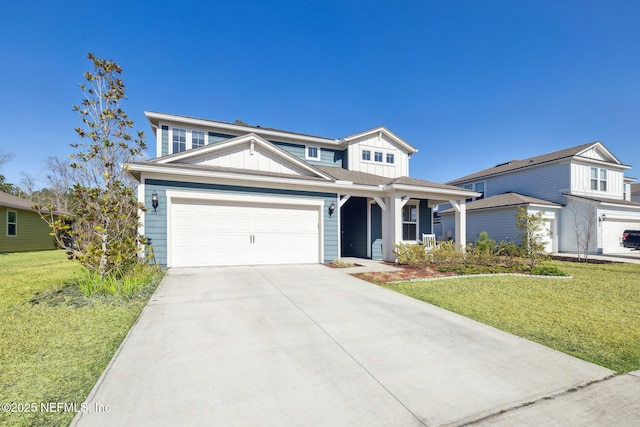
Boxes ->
[429,240,467,265]
[393,243,431,267]
[76,262,163,299]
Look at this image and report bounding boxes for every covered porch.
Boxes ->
[336,182,478,262]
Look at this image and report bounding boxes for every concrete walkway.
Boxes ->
[73,264,634,426]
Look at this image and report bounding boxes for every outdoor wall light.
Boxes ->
[151,191,159,214]
[328,202,336,217]
[599,213,606,222]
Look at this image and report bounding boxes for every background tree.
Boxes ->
[516,206,550,268]
[38,53,147,279]
[0,151,17,194]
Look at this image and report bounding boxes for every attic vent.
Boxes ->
[495,161,511,167]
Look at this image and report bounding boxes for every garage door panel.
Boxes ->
[170,198,320,267]
[602,220,640,253]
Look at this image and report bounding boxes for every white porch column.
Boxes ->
[449,199,467,250]
[383,195,403,261]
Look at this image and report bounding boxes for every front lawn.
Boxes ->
[378,260,640,373]
[0,250,161,427]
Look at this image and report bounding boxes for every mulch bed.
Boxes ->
[352,264,458,283]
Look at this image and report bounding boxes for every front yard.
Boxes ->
[368,260,640,373]
[0,250,160,427]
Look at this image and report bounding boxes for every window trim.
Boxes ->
[590,167,608,192]
[305,146,321,160]
[172,127,186,153]
[362,149,371,161]
[374,151,383,162]
[386,153,395,164]
[7,210,17,237]
[401,202,419,242]
[191,130,205,149]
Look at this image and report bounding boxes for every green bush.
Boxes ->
[530,265,568,276]
[430,240,467,265]
[393,243,431,267]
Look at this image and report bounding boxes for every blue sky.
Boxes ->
[1,0,639,188]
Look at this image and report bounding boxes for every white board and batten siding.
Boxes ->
[570,162,626,200]
[167,191,323,268]
[347,133,408,178]
[182,144,310,176]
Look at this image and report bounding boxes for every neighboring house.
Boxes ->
[0,191,57,253]
[632,183,640,203]
[439,142,640,254]
[127,112,477,268]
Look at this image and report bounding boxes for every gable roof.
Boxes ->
[440,192,562,214]
[151,133,335,181]
[447,142,629,185]
[146,111,338,147]
[343,126,418,154]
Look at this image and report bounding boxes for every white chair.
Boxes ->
[422,233,437,251]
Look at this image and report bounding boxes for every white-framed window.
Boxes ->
[402,203,418,241]
[374,151,383,162]
[591,167,607,191]
[386,153,395,164]
[7,210,17,237]
[362,149,371,161]
[306,146,320,160]
[172,128,186,153]
[463,181,485,201]
[192,130,205,148]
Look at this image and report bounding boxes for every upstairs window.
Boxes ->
[362,150,371,161]
[464,181,485,202]
[172,128,186,153]
[374,151,383,162]
[591,167,608,191]
[7,211,17,236]
[306,146,320,160]
[386,153,395,164]
[192,130,205,148]
[402,204,418,241]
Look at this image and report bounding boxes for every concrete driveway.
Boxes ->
[73,264,627,426]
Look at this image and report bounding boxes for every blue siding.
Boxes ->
[418,200,432,236]
[208,131,234,145]
[161,126,169,157]
[144,179,338,266]
[482,163,571,204]
[273,141,345,168]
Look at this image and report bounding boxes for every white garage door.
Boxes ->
[602,219,640,253]
[170,198,320,267]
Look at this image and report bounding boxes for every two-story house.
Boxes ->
[127,112,477,267]
[439,142,640,254]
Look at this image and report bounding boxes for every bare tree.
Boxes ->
[0,150,16,194]
[37,156,73,212]
[569,196,597,260]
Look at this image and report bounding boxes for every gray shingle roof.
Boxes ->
[447,142,599,185]
[440,192,561,214]
[0,191,37,210]
[563,193,640,208]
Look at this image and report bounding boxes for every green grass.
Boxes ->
[380,260,640,373]
[0,251,161,427]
